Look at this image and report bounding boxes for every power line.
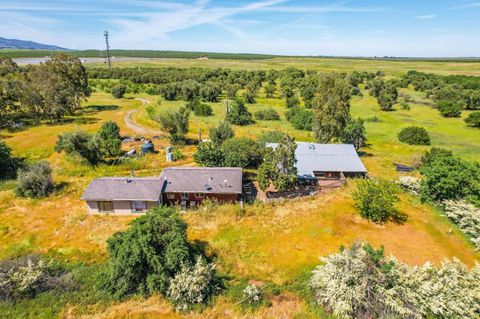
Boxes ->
[104,30,111,69]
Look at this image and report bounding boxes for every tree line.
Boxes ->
[0,55,90,126]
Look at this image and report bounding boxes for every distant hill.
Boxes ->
[0,37,68,50]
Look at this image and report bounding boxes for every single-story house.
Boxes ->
[266,142,367,181]
[81,167,243,214]
[159,167,242,207]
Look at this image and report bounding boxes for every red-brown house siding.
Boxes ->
[162,192,240,206]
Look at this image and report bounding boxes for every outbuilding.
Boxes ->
[266,142,367,181]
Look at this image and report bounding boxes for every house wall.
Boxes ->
[161,192,239,207]
[86,200,159,215]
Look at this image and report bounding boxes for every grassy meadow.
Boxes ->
[1,58,480,318]
[85,56,480,76]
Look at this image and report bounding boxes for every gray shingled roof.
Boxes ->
[81,177,163,201]
[266,142,367,178]
[159,167,243,194]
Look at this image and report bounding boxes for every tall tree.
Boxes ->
[312,73,351,143]
[258,135,297,192]
[377,82,398,111]
[341,118,367,150]
[99,121,122,156]
[209,121,234,146]
[24,54,90,121]
[155,107,190,143]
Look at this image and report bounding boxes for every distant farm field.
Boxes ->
[1,57,479,318]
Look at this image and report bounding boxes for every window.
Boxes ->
[166,193,175,200]
[195,192,205,198]
[131,201,147,213]
[181,192,189,200]
[98,201,114,213]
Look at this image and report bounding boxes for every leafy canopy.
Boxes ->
[353,179,405,224]
[105,207,193,298]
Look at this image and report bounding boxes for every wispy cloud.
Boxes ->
[451,2,480,9]
[415,14,435,20]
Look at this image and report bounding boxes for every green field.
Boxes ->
[1,57,479,318]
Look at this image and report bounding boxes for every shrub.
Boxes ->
[221,137,264,168]
[193,103,213,117]
[310,242,480,319]
[0,255,75,302]
[0,140,19,180]
[55,130,104,165]
[167,256,219,311]
[443,200,480,250]
[285,95,300,108]
[15,161,53,198]
[105,207,193,298]
[397,126,430,145]
[256,131,286,145]
[438,100,462,117]
[396,176,421,195]
[208,121,234,146]
[464,111,480,128]
[421,147,453,166]
[226,98,254,126]
[193,142,225,167]
[187,99,213,116]
[352,179,405,224]
[243,284,262,304]
[420,154,480,206]
[285,107,312,131]
[111,84,127,98]
[254,108,280,121]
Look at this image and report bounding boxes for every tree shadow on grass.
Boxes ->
[53,181,69,195]
[78,104,119,115]
[390,210,408,225]
[46,117,99,126]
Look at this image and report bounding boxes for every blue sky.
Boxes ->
[0,0,479,57]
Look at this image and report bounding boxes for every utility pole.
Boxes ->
[104,30,111,69]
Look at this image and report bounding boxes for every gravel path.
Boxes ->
[124,98,163,136]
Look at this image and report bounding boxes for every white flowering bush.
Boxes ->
[243,284,262,304]
[0,255,74,301]
[443,200,480,250]
[167,256,218,311]
[397,175,421,194]
[310,242,480,319]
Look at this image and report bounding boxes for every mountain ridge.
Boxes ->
[0,36,68,50]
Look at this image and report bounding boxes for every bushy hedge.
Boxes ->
[285,107,312,131]
[443,200,480,250]
[420,150,480,206]
[464,111,480,128]
[397,126,431,145]
[0,255,76,302]
[254,108,280,121]
[310,242,480,319]
[437,100,462,117]
[352,179,405,224]
[15,161,53,198]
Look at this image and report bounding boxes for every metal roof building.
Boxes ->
[266,142,367,178]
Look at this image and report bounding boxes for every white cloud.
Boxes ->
[415,14,435,20]
[451,2,480,9]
